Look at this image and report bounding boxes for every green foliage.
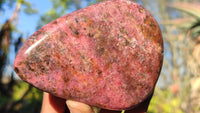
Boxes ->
[37,9,63,29]
[51,0,70,11]
[12,82,42,101]
[148,88,183,113]
[0,0,37,14]
[0,0,15,11]
[37,0,72,29]
[37,0,94,29]
[13,83,42,113]
[17,0,38,15]
[169,3,200,19]
[0,91,11,107]
[167,2,200,38]
[22,3,38,14]
[0,81,43,113]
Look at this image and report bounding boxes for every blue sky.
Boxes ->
[1,0,52,36]
[18,0,52,35]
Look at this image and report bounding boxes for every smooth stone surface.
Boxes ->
[14,0,163,110]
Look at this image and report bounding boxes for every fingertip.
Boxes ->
[66,100,94,113]
[41,92,67,113]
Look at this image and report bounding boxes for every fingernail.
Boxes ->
[66,100,94,113]
[66,100,81,113]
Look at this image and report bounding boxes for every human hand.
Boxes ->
[41,92,153,113]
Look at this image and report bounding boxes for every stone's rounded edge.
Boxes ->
[132,0,164,91]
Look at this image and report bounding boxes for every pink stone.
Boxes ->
[14,0,163,110]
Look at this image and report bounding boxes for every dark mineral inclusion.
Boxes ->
[14,0,163,110]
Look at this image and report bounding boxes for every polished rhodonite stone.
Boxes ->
[14,0,163,110]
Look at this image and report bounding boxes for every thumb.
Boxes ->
[66,100,94,113]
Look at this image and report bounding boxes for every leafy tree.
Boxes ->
[0,0,15,11]
[0,0,41,113]
[37,0,96,29]
[144,0,200,112]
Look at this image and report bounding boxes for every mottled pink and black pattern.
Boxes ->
[14,0,163,110]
